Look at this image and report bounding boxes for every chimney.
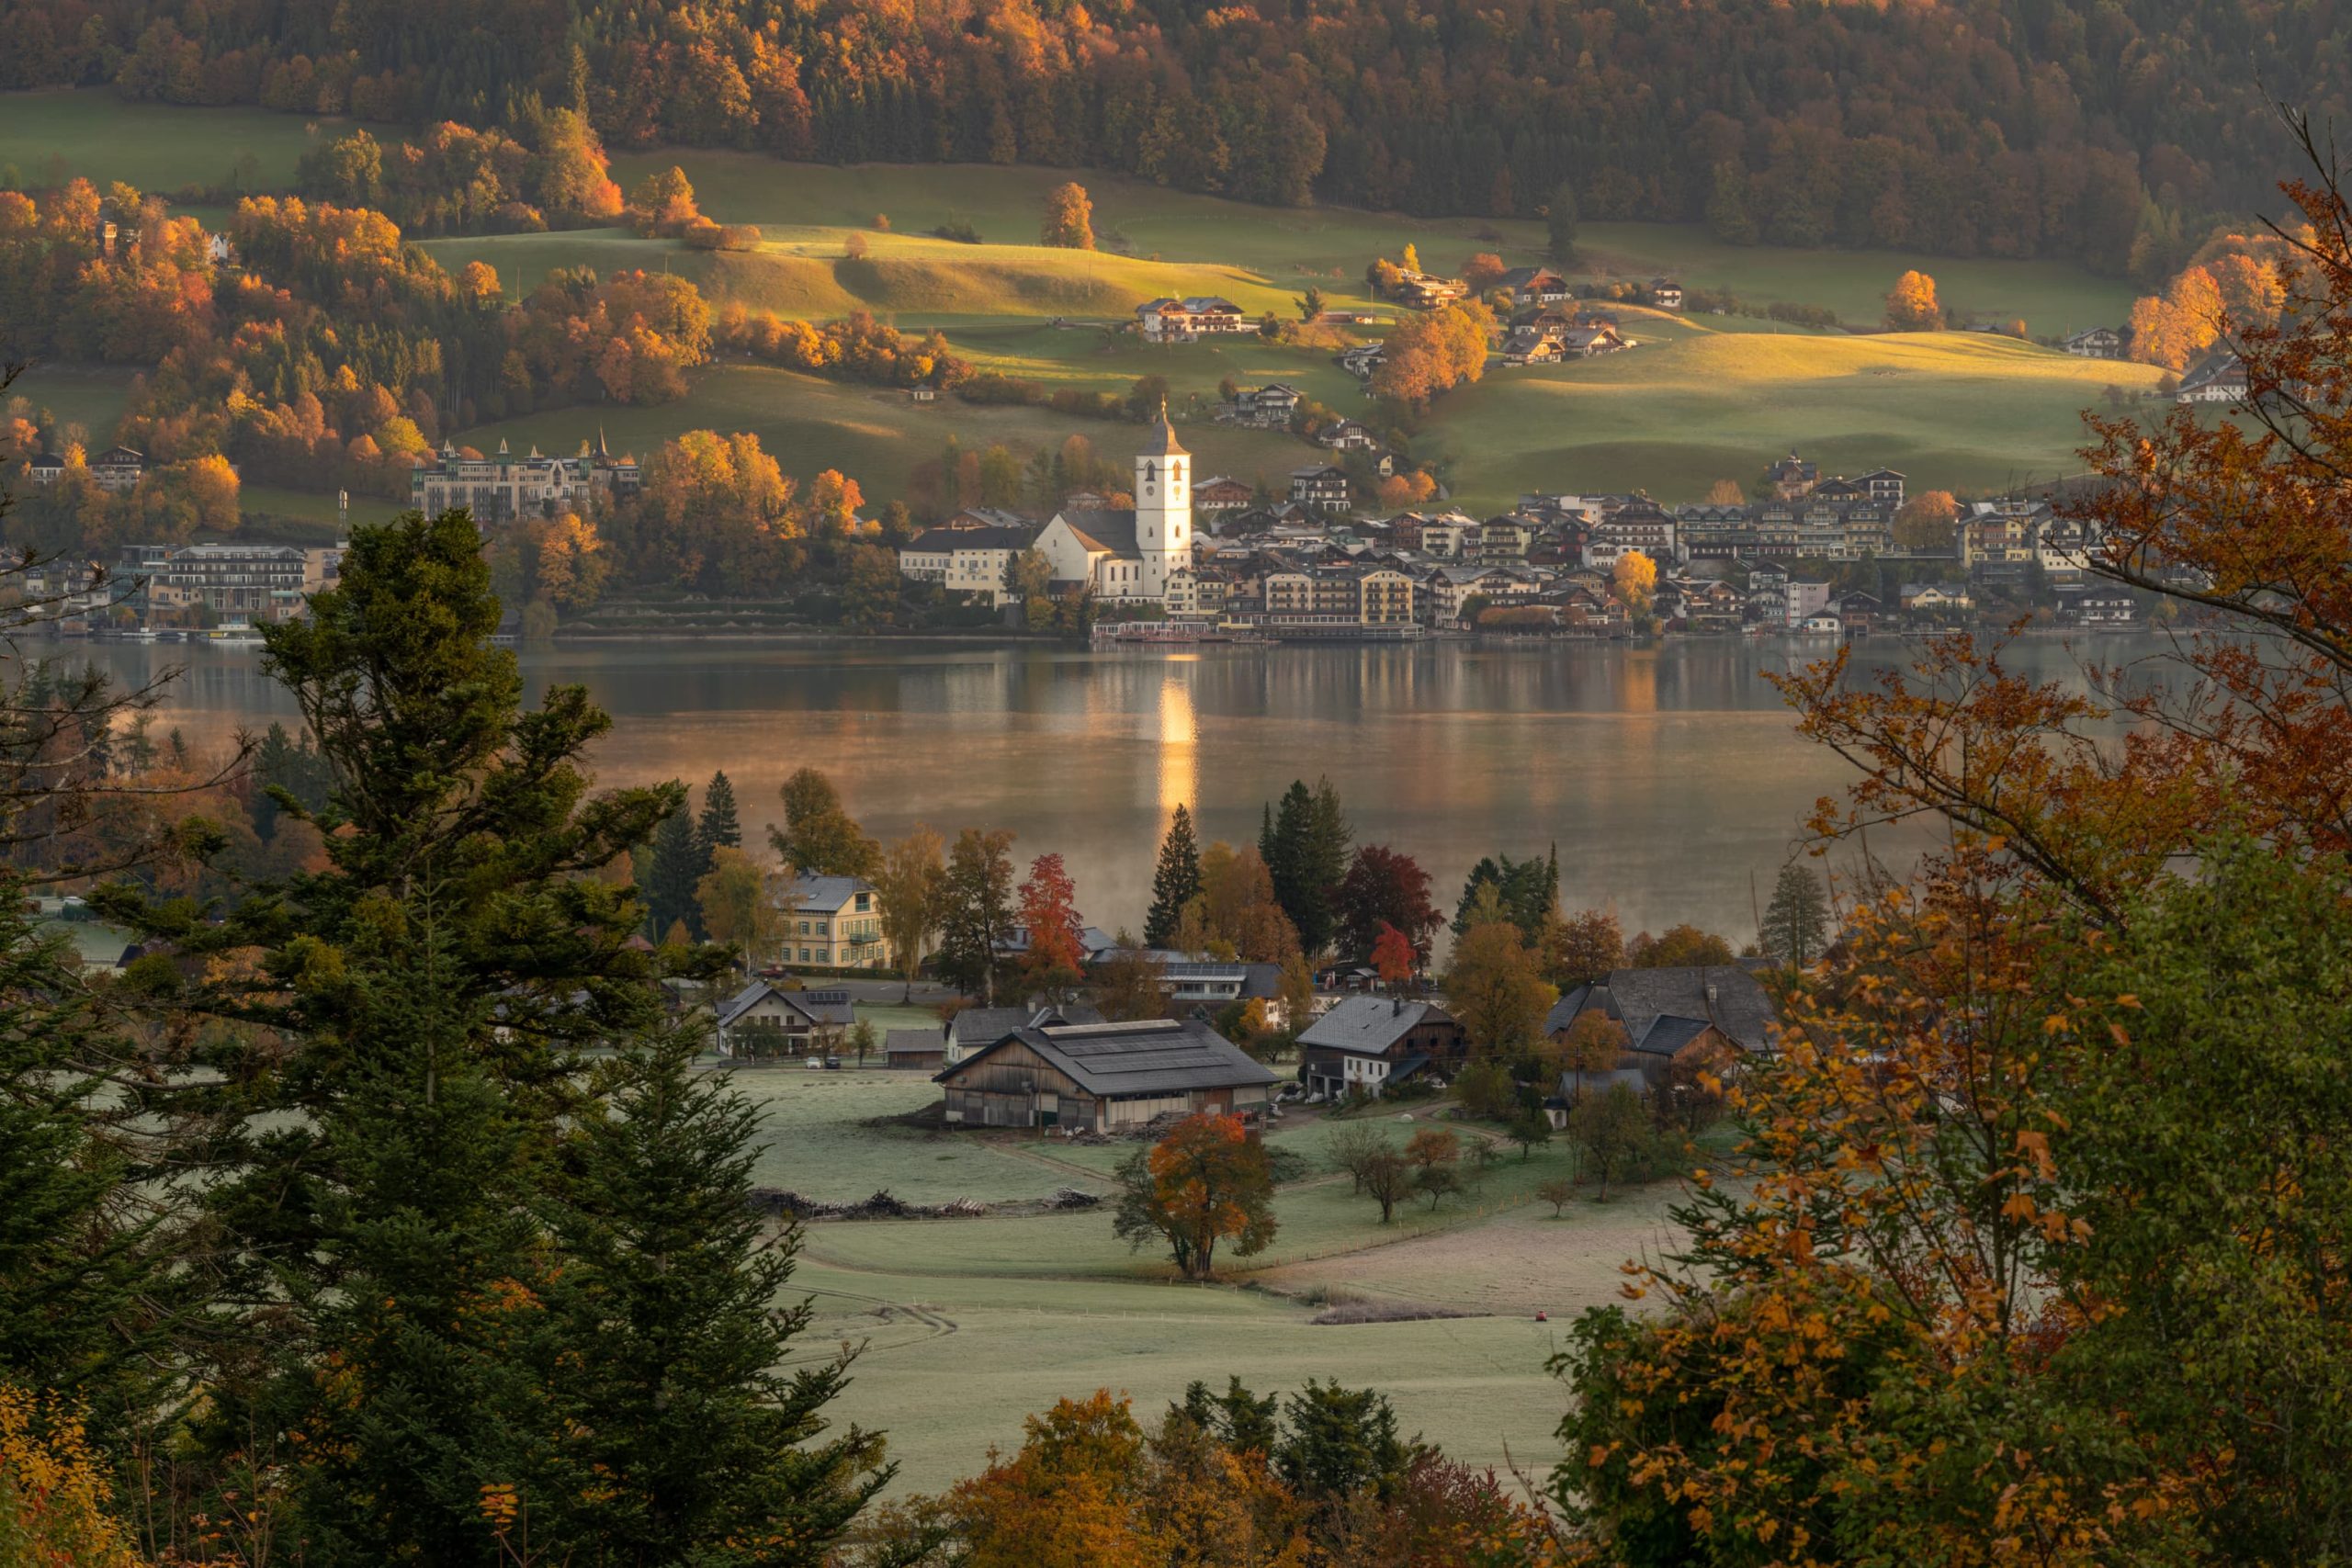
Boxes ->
[1393,996,1402,1016]
[1704,983,1719,1007]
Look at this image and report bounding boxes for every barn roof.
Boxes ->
[938,1017,1276,1098]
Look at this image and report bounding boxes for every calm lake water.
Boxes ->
[71,635,2151,942]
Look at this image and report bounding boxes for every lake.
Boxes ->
[68,635,2135,943]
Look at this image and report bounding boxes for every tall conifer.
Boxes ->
[1145,805,1203,949]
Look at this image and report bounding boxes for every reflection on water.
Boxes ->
[64,637,2152,943]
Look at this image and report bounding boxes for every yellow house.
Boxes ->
[777,874,891,970]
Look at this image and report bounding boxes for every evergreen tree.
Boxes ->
[0,879,181,1441]
[548,1024,889,1560]
[1546,180,1579,262]
[1759,861,1832,965]
[1266,778,1348,957]
[1144,805,1203,950]
[105,511,736,1562]
[695,769,741,866]
[648,801,703,939]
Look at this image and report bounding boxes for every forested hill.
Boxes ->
[7,0,2340,275]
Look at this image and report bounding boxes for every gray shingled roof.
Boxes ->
[780,874,868,914]
[907,525,1034,553]
[1548,966,1776,1055]
[941,1018,1276,1097]
[715,981,856,1031]
[1058,510,1141,556]
[947,1002,1104,1048]
[883,1028,944,1058]
[1296,995,1448,1055]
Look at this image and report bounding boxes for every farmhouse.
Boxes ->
[934,1017,1277,1130]
[1500,326,1565,366]
[2064,327,2124,359]
[1316,419,1381,453]
[1137,296,1250,343]
[713,982,856,1057]
[1649,277,1685,309]
[945,1002,1106,1066]
[1193,475,1256,512]
[1228,383,1303,427]
[23,450,65,485]
[1496,265,1570,303]
[1544,964,1775,1092]
[2177,353,2248,404]
[1394,272,1469,308]
[1558,324,1628,357]
[1296,996,1468,1099]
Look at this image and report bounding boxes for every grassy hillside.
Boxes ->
[0,92,2158,516]
[0,88,389,198]
[459,364,1315,500]
[1428,315,2165,509]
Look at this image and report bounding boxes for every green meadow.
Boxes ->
[732,1066,1694,1494]
[0,90,2155,516]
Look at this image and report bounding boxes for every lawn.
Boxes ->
[0,89,394,197]
[1424,321,2166,509]
[455,364,1314,502]
[7,363,139,444]
[729,1067,1103,1206]
[767,1084,1693,1496]
[791,1258,1578,1495]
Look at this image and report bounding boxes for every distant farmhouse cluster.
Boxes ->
[895,416,2143,641]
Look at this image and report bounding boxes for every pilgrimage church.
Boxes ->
[1033,404,1196,612]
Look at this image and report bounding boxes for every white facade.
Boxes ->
[1034,411,1195,609]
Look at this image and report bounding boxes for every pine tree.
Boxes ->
[648,801,704,939]
[1145,805,1203,949]
[548,1024,889,1561]
[1760,861,1833,965]
[695,769,741,865]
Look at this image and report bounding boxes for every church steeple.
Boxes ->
[1135,401,1191,603]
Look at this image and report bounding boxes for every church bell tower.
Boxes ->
[1136,399,1190,601]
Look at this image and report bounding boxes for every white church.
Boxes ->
[1033,405,1197,612]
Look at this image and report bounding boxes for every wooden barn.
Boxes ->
[934,1018,1277,1132]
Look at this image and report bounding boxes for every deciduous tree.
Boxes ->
[1111,1113,1277,1280]
[1441,920,1557,1051]
[1883,268,1942,330]
[875,825,945,999]
[1040,182,1094,250]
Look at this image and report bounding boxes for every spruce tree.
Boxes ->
[648,802,703,939]
[1145,804,1203,949]
[1759,861,1832,965]
[103,511,779,1562]
[0,877,180,1440]
[548,1024,890,1560]
[1266,782,1318,952]
[1302,777,1352,954]
[695,769,741,864]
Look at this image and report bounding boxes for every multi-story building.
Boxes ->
[776,874,891,970]
[133,542,341,624]
[897,518,1037,607]
[90,447,146,493]
[410,434,640,522]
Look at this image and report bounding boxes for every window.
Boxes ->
[798,920,810,935]
[855,893,870,913]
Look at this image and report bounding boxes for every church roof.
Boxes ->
[1140,400,1188,458]
[1057,510,1141,558]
